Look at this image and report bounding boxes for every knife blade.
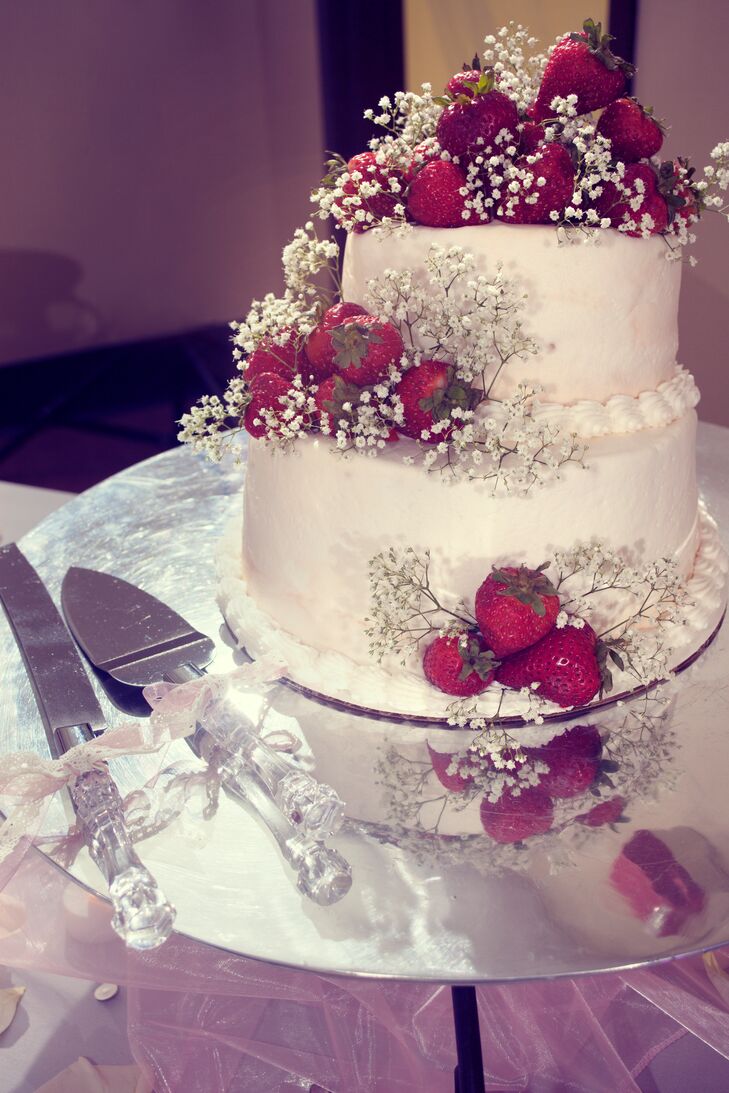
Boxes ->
[0,544,175,949]
[61,566,351,899]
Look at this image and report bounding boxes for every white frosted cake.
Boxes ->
[184,18,729,752]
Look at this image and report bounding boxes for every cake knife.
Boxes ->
[60,566,352,901]
[0,544,175,949]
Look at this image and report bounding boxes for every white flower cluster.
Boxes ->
[365,547,475,665]
[481,23,548,112]
[553,540,690,685]
[364,246,585,490]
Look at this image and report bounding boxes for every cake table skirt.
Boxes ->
[3,851,729,1093]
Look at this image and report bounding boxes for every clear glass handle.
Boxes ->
[70,767,176,949]
[195,729,352,906]
[199,694,345,840]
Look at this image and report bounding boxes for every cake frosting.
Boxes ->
[342,224,682,405]
[239,412,699,696]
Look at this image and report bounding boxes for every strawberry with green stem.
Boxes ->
[596,97,665,163]
[531,18,635,123]
[423,631,499,696]
[394,359,482,442]
[332,315,405,386]
[436,67,519,163]
[475,563,561,657]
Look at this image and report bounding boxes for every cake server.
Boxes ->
[60,567,350,889]
[0,544,175,949]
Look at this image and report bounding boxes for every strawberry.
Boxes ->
[436,68,519,162]
[526,725,602,798]
[427,742,473,792]
[304,303,369,383]
[394,360,480,442]
[243,372,290,439]
[596,98,664,163]
[519,120,546,155]
[576,795,626,827]
[314,373,398,442]
[656,158,702,230]
[331,315,404,386]
[422,632,498,697]
[499,143,575,224]
[594,162,668,236]
[479,786,554,844]
[446,68,485,99]
[245,331,301,383]
[406,161,476,228]
[532,18,634,123]
[496,623,601,708]
[335,151,405,231]
[403,139,442,183]
[474,564,560,658]
[313,375,340,433]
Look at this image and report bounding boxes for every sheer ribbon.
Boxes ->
[0,657,287,872]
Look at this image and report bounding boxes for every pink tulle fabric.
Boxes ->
[2,849,729,1092]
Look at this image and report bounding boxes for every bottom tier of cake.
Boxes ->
[228,412,727,719]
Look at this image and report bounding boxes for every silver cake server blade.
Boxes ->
[61,566,215,686]
[62,566,351,903]
[0,544,175,949]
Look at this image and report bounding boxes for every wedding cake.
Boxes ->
[183,18,728,736]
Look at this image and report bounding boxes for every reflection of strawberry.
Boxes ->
[532,18,634,122]
[427,742,473,791]
[527,724,602,798]
[243,372,290,439]
[496,624,601,708]
[245,331,301,383]
[500,143,575,224]
[611,830,705,937]
[437,69,518,161]
[596,98,664,162]
[305,303,369,383]
[423,632,497,696]
[395,360,480,442]
[525,724,602,799]
[475,564,560,658]
[480,786,554,844]
[406,161,476,228]
[576,796,626,827]
[331,315,404,386]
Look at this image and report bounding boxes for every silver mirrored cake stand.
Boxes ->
[2,424,729,1092]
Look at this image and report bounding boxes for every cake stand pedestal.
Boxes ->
[2,423,729,1091]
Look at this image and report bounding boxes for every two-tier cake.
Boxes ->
[184,18,728,736]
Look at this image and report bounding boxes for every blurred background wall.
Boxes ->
[0,0,727,495]
[0,1,323,365]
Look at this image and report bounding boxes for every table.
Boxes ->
[2,424,729,1091]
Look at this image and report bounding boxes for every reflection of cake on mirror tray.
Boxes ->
[181,17,729,847]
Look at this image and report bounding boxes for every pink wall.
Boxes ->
[0,1,324,365]
[634,0,729,427]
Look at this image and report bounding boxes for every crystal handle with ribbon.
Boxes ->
[57,724,176,949]
[193,728,352,905]
[165,665,345,840]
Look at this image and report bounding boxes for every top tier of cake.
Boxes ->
[342,224,681,406]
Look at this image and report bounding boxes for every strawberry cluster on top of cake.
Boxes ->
[312,17,727,244]
[179,15,727,471]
